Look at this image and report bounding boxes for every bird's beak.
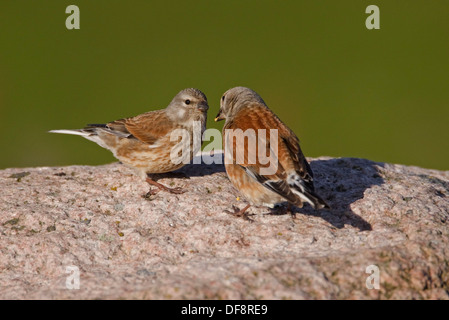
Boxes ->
[214,110,225,122]
[198,102,209,112]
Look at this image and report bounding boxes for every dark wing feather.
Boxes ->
[240,165,300,205]
[277,122,329,209]
[84,123,133,138]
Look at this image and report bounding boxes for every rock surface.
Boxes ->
[0,153,448,300]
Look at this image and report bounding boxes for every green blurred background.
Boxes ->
[0,1,448,170]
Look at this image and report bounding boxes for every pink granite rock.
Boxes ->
[0,153,448,299]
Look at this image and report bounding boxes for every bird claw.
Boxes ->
[142,189,157,200]
[224,205,254,222]
[166,186,186,194]
[145,177,186,194]
[224,205,239,215]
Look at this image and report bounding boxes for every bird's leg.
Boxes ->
[286,203,296,219]
[145,177,186,194]
[261,203,294,217]
[225,204,254,222]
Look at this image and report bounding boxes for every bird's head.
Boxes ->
[215,86,266,122]
[167,88,209,123]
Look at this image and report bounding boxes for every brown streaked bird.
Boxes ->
[214,86,329,218]
[50,88,209,194]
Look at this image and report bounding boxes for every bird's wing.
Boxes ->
[224,105,299,204]
[89,110,175,145]
[274,114,316,192]
[272,109,329,209]
[226,105,328,209]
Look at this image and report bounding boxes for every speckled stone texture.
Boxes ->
[0,153,448,299]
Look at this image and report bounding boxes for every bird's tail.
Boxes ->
[49,126,114,151]
[288,174,330,210]
[48,129,93,136]
[49,124,106,136]
[302,190,330,210]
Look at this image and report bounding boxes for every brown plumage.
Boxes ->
[50,88,209,193]
[215,86,329,216]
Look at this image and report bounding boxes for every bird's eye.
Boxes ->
[221,96,225,101]
[185,99,191,105]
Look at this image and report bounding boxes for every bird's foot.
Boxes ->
[224,204,254,222]
[164,186,186,194]
[142,187,159,200]
[147,188,160,196]
[145,177,186,194]
[286,204,297,219]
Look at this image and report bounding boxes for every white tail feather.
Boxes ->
[291,188,316,207]
[48,129,90,137]
[49,129,115,153]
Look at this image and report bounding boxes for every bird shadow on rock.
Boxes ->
[146,154,226,182]
[288,157,385,231]
[167,153,384,232]
[174,153,227,178]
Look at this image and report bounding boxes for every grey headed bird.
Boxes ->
[214,86,329,218]
[50,88,209,194]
